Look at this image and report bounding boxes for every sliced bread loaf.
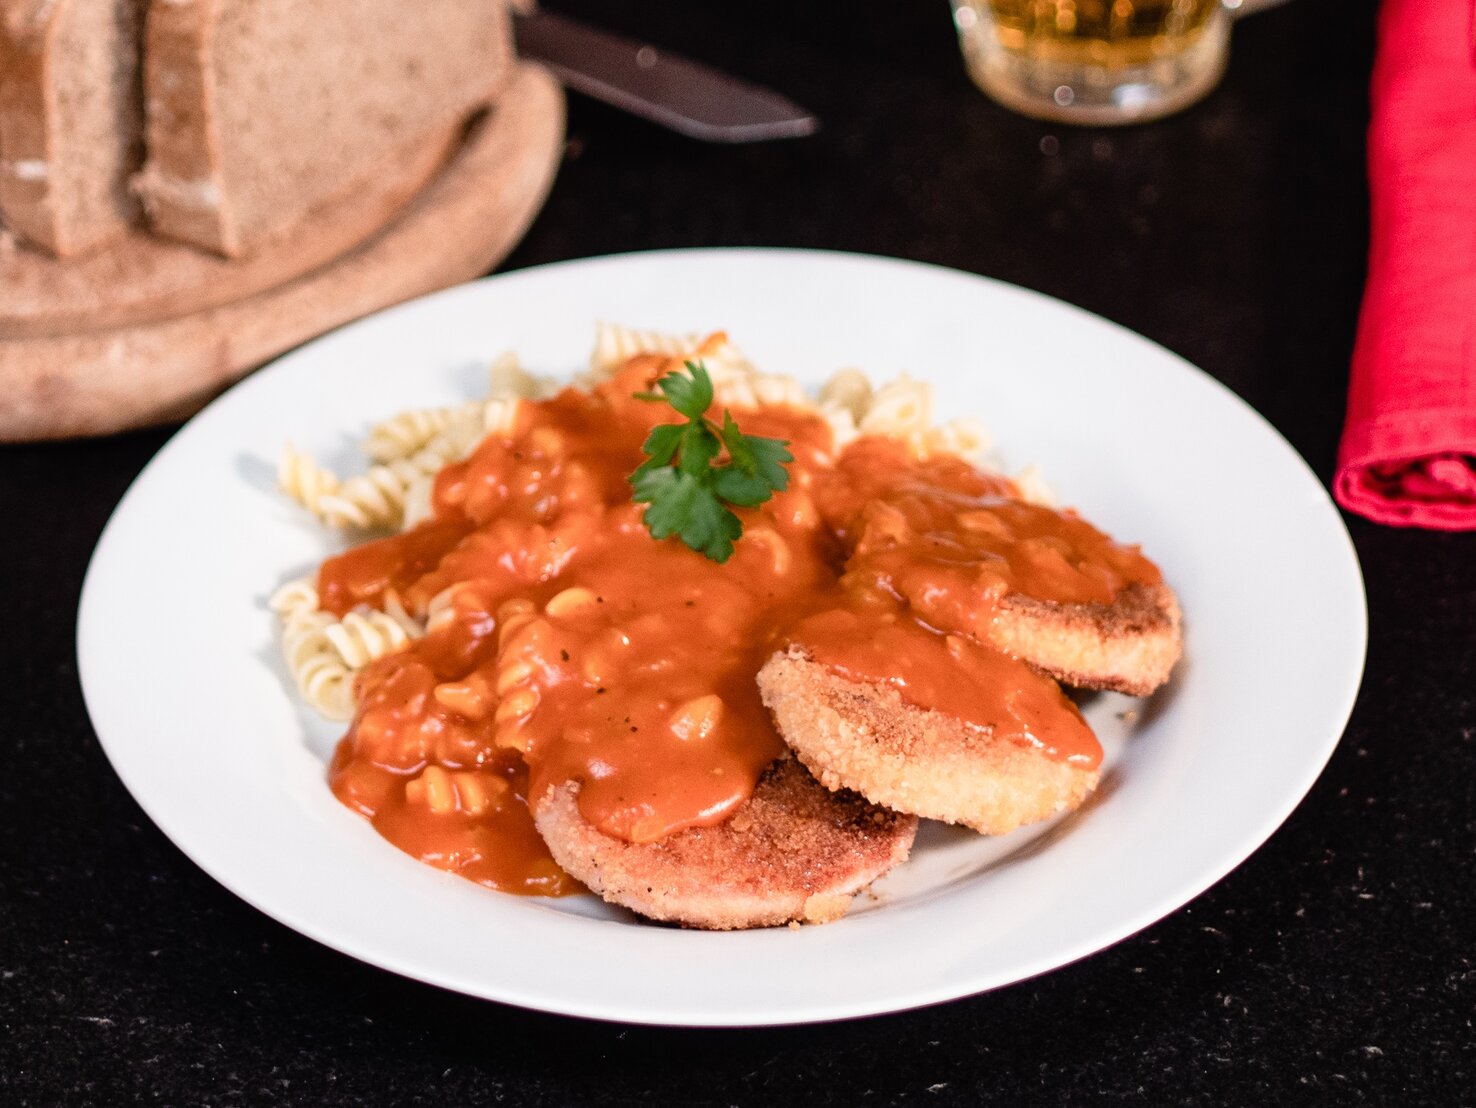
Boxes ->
[0,0,145,257]
[0,64,565,441]
[136,0,514,258]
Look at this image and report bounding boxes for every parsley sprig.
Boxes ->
[630,361,793,563]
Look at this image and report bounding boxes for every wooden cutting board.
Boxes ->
[0,64,565,442]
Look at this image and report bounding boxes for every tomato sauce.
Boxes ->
[318,357,1159,894]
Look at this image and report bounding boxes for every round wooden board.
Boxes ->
[0,64,565,442]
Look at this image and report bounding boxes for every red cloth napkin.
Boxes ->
[1334,0,1476,529]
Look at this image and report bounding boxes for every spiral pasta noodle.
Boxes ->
[1012,464,1056,506]
[857,374,932,436]
[362,352,539,466]
[491,598,548,754]
[281,617,356,720]
[749,374,809,408]
[488,350,559,401]
[400,472,437,531]
[587,324,758,393]
[363,403,479,465]
[589,322,703,374]
[323,609,423,668]
[404,764,508,815]
[269,578,322,626]
[481,396,523,438]
[423,585,461,634]
[277,446,341,514]
[818,369,873,420]
[313,444,453,531]
[923,416,992,461]
[270,577,424,720]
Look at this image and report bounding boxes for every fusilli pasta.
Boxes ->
[857,374,932,436]
[281,618,356,720]
[278,446,341,514]
[323,609,423,668]
[363,403,479,464]
[589,322,703,373]
[270,578,425,720]
[488,349,559,401]
[312,444,454,531]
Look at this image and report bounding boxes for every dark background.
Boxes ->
[4,0,1474,1103]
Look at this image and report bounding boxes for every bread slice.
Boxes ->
[758,648,1100,836]
[0,0,144,256]
[0,122,457,337]
[534,757,918,930]
[0,63,565,442]
[135,0,513,258]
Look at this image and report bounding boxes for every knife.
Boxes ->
[514,9,820,143]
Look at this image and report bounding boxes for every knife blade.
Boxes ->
[514,10,819,143]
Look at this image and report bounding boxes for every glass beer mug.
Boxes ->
[952,0,1275,125]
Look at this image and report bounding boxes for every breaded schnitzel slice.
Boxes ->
[758,648,1099,836]
[825,439,1183,696]
[533,757,917,929]
[990,580,1183,696]
[845,505,1184,696]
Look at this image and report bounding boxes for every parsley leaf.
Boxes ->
[721,410,792,493]
[631,466,743,562]
[653,361,714,420]
[711,467,774,507]
[639,423,684,468]
[677,421,720,478]
[630,360,794,563]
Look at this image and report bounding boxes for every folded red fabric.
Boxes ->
[1334,0,1476,529]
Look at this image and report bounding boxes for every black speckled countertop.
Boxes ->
[4,1,1473,1103]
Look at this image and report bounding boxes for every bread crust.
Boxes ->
[534,757,917,930]
[0,122,456,337]
[758,648,1099,835]
[991,580,1183,696]
[130,0,221,250]
[0,0,144,256]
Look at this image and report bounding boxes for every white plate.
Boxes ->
[78,249,1366,1026]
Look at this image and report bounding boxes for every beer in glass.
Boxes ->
[953,0,1231,124]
